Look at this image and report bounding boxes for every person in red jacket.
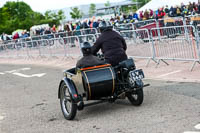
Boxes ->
[13,32,19,40]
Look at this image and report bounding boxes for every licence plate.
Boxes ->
[129,69,145,81]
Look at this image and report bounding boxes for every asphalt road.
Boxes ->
[0,64,200,133]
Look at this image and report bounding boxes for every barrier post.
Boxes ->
[190,27,200,71]
[156,19,161,41]
[183,17,190,42]
[146,30,158,67]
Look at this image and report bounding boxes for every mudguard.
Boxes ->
[58,77,79,103]
[135,79,144,89]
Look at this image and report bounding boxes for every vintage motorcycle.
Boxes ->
[58,58,150,120]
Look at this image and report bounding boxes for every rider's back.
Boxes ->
[92,29,128,66]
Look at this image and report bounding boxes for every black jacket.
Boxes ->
[76,54,105,68]
[92,29,128,66]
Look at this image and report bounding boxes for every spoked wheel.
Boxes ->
[126,88,144,106]
[60,82,77,120]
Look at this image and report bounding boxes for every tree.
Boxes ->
[104,1,111,7]
[57,10,66,21]
[0,1,66,34]
[43,10,66,26]
[89,3,96,17]
[0,1,34,34]
[70,7,83,19]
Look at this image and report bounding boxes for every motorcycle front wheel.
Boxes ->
[126,88,144,106]
[59,82,77,120]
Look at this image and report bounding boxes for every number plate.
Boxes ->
[129,69,145,81]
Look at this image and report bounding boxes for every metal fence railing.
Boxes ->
[120,29,157,66]
[150,25,200,70]
[1,25,200,71]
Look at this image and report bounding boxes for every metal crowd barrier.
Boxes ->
[77,34,96,45]
[0,25,200,71]
[150,25,200,70]
[119,29,157,66]
[134,19,156,29]
[62,36,81,58]
[80,28,97,35]
[114,23,134,32]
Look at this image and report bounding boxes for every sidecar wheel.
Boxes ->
[127,88,144,106]
[60,82,77,120]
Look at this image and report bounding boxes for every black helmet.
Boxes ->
[81,42,92,56]
[99,20,113,33]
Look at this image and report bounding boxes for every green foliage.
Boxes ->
[44,10,66,26]
[104,1,111,7]
[70,7,83,19]
[89,3,96,17]
[0,1,66,34]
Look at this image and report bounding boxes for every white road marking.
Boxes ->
[195,124,200,130]
[0,72,5,75]
[12,72,46,78]
[183,131,200,133]
[157,70,182,78]
[183,124,200,133]
[0,115,4,120]
[5,70,17,73]
[20,68,31,71]
[5,67,31,73]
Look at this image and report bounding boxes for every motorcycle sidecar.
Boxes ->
[58,64,116,120]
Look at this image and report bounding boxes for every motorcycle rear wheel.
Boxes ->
[126,88,144,106]
[60,82,77,120]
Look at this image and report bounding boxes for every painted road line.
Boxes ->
[183,131,200,133]
[12,72,46,78]
[0,115,4,120]
[0,115,5,121]
[0,72,5,75]
[195,124,200,130]
[20,68,31,71]
[5,67,31,73]
[5,70,17,73]
[157,70,182,78]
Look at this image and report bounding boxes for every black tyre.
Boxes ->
[126,88,144,106]
[59,82,77,120]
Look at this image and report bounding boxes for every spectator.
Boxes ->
[182,6,189,16]
[191,8,196,15]
[82,19,89,29]
[21,30,29,38]
[13,32,19,40]
[181,3,186,11]
[193,2,197,11]
[139,11,144,20]
[1,33,7,41]
[143,9,149,20]
[44,27,51,34]
[110,16,114,21]
[149,9,154,18]
[52,25,56,33]
[158,8,165,18]
[165,5,169,14]
[133,12,139,20]
[128,13,133,20]
[197,2,200,14]
[176,6,182,16]
[93,20,99,28]
[188,2,193,12]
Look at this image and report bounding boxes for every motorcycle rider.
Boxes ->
[92,20,128,66]
[76,41,105,68]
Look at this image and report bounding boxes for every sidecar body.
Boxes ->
[58,64,116,103]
